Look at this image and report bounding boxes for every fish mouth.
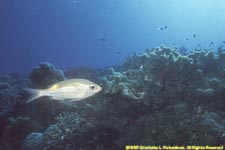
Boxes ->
[98,86,102,92]
[97,85,102,92]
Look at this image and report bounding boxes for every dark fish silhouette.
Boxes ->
[157,25,167,31]
[25,50,30,55]
[158,27,164,31]
[193,34,197,37]
[223,41,225,44]
[100,38,106,42]
[209,42,214,47]
[115,51,121,54]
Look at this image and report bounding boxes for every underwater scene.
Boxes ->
[1,0,225,150]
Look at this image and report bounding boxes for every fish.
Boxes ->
[100,38,106,42]
[24,78,102,103]
[157,25,167,31]
[25,50,30,55]
[209,42,214,47]
[157,27,164,31]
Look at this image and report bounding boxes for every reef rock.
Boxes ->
[22,111,121,150]
[0,75,28,138]
[102,67,145,101]
[21,132,43,150]
[29,62,66,88]
[16,46,225,147]
[1,117,42,150]
[201,112,225,136]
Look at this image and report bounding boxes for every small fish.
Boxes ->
[193,34,196,37]
[209,42,214,47]
[115,51,121,54]
[24,78,102,103]
[100,38,106,42]
[25,50,30,55]
[157,25,167,31]
[157,27,164,31]
[223,41,225,44]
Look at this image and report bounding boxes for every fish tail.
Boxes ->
[24,88,43,103]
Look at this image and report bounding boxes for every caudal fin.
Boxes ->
[24,88,42,103]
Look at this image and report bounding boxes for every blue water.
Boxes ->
[1,0,225,74]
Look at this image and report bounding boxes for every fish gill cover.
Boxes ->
[1,0,225,150]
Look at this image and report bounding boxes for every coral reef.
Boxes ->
[24,62,69,129]
[0,75,29,139]
[200,112,225,137]
[103,46,207,113]
[23,111,122,150]
[0,62,67,150]
[3,46,225,149]
[1,117,43,150]
[29,62,66,88]
[102,67,145,100]
[21,132,43,150]
[101,45,225,145]
[0,76,22,121]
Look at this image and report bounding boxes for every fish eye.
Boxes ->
[90,85,95,90]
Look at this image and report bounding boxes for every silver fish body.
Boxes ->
[25,78,102,103]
